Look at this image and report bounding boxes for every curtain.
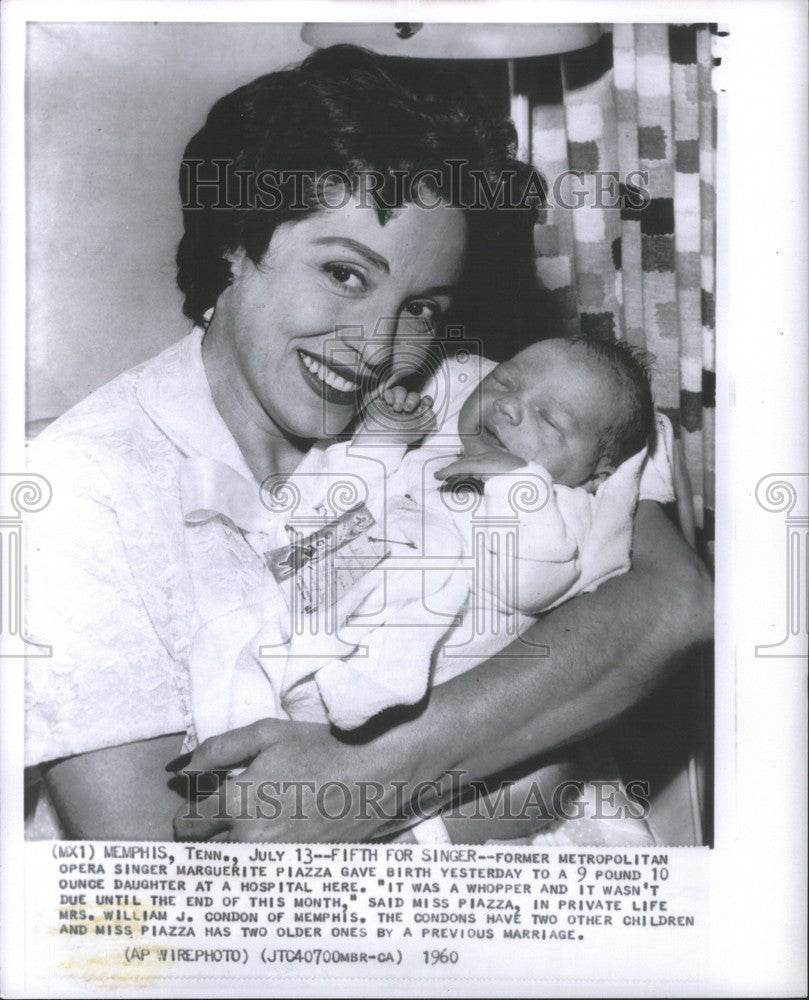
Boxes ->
[516,24,717,559]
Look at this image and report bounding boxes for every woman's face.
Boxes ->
[207,196,467,441]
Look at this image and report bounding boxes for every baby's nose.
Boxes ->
[493,395,521,423]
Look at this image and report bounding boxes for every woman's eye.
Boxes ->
[324,263,367,292]
[403,300,441,323]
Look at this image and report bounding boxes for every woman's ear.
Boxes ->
[204,249,247,327]
[224,247,248,277]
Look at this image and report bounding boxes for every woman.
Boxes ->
[26,45,712,842]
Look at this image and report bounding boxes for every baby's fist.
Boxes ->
[358,388,437,444]
[435,450,527,482]
[383,386,423,414]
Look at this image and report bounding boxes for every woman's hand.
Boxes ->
[171,718,424,842]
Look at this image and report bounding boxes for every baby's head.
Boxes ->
[457,337,655,491]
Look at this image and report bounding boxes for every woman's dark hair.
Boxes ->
[176,44,542,353]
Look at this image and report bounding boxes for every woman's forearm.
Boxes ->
[370,500,713,788]
[44,733,187,840]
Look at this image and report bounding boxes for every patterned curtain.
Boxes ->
[515,24,718,559]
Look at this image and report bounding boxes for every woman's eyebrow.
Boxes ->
[311,237,390,273]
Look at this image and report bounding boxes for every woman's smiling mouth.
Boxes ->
[297,348,361,406]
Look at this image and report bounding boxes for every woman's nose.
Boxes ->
[493,394,522,424]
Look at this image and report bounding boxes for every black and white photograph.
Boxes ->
[1,2,806,997]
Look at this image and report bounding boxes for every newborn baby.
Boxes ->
[186,335,659,741]
[446,335,652,492]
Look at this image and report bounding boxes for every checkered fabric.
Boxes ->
[521,24,717,556]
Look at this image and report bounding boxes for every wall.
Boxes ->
[26,21,312,421]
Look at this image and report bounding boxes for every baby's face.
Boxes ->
[457,340,623,488]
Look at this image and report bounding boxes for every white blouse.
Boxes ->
[25,329,288,765]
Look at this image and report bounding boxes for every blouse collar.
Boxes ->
[134,326,258,484]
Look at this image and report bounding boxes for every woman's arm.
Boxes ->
[43,733,186,840]
[173,500,713,841]
[433,499,711,782]
[25,441,194,840]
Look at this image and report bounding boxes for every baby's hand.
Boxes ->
[357,387,437,445]
[435,450,527,483]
